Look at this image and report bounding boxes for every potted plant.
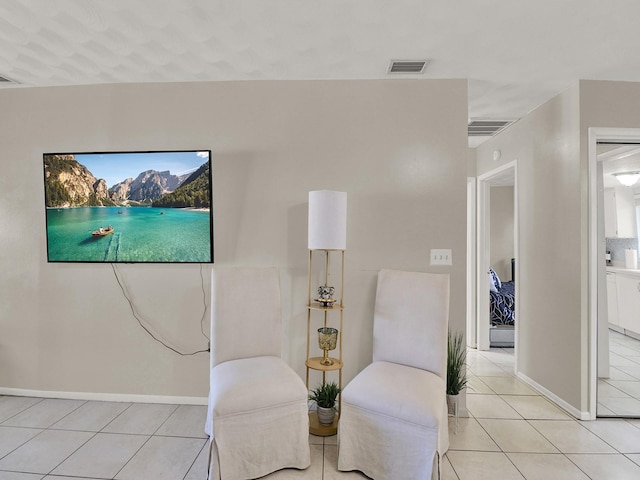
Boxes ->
[309,381,341,425]
[447,330,468,415]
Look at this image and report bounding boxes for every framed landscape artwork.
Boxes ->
[43,150,214,263]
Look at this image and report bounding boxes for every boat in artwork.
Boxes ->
[91,226,114,236]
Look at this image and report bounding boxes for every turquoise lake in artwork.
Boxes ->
[46,207,212,262]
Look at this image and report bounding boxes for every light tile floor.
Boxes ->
[3,347,640,479]
[598,329,640,416]
[448,346,640,480]
[0,399,210,480]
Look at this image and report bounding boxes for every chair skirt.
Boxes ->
[338,361,448,480]
[206,356,310,480]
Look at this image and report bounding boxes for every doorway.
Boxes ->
[588,128,640,419]
[474,161,519,373]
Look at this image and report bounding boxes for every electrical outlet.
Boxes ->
[430,249,452,266]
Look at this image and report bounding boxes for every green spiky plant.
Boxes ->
[309,381,341,409]
[447,330,468,396]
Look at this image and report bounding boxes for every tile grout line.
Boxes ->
[574,418,640,455]
[443,453,461,480]
[599,330,640,416]
[45,399,89,430]
[112,433,155,480]
[456,345,640,479]
[182,439,208,480]
[0,398,91,475]
[0,397,45,426]
[98,401,136,433]
[0,400,212,479]
[469,349,549,480]
[109,403,180,480]
[150,403,181,436]
[37,399,97,477]
[0,425,45,462]
[46,429,100,477]
[509,343,640,477]
[624,453,640,468]
[521,411,625,480]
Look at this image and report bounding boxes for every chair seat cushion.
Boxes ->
[210,356,308,417]
[341,361,444,428]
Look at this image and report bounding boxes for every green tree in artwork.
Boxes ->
[45,180,71,207]
[152,163,211,208]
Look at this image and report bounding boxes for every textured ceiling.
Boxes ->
[2,1,640,147]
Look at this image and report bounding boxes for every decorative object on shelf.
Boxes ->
[318,327,338,365]
[309,381,341,425]
[315,297,336,307]
[316,284,335,306]
[447,329,468,417]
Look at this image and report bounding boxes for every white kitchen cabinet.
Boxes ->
[607,272,620,329]
[616,273,640,334]
[604,187,638,238]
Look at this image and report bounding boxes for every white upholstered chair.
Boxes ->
[205,267,310,480]
[338,269,450,480]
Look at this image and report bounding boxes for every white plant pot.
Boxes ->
[317,406,336,425]
[447,394,461,416]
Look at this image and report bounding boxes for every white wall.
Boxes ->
[0,79,468,400]
[580,80,640,412]
[476,80,640,416]
[477,84,583,412]
[490,186,514,282]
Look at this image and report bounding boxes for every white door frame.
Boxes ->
[475,161,519,371]
[587,127,640,419]
[467,177,477,348]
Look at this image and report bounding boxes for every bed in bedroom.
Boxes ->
[489,262,515,347]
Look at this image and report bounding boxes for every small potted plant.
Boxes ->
[447,330,468,415]
[309,381,341,425]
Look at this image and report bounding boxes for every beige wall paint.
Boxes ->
[490,186,514,282]
[579,80,640,412]
[580,81,640,130]
[0,79,468,399]
[477,84,583,411]
[467,148,477,177]
[476,80,640,416]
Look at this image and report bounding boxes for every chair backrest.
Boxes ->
[210,267,282,368]
[372,269,450,378]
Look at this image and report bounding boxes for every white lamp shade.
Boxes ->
[308,190,347,250]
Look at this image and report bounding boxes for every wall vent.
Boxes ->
[468,119,513,137]
[388,60,429,74]
[0,74,18,84]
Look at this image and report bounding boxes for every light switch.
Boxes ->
[430,249,452,266]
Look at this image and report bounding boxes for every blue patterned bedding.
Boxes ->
[490,280,515,326]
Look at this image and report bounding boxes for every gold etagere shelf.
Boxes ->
[306,248,344,436]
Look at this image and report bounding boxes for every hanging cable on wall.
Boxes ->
[111,263,210,356]
[198,262,209,342]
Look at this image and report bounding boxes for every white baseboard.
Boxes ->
[516,372,590,421]
[0,387,208,406]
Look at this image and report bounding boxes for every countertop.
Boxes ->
[607,266,640,276]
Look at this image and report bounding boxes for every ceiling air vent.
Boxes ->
[468,119,513,137]
[0,74,18,84]
[388,60,429,74]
